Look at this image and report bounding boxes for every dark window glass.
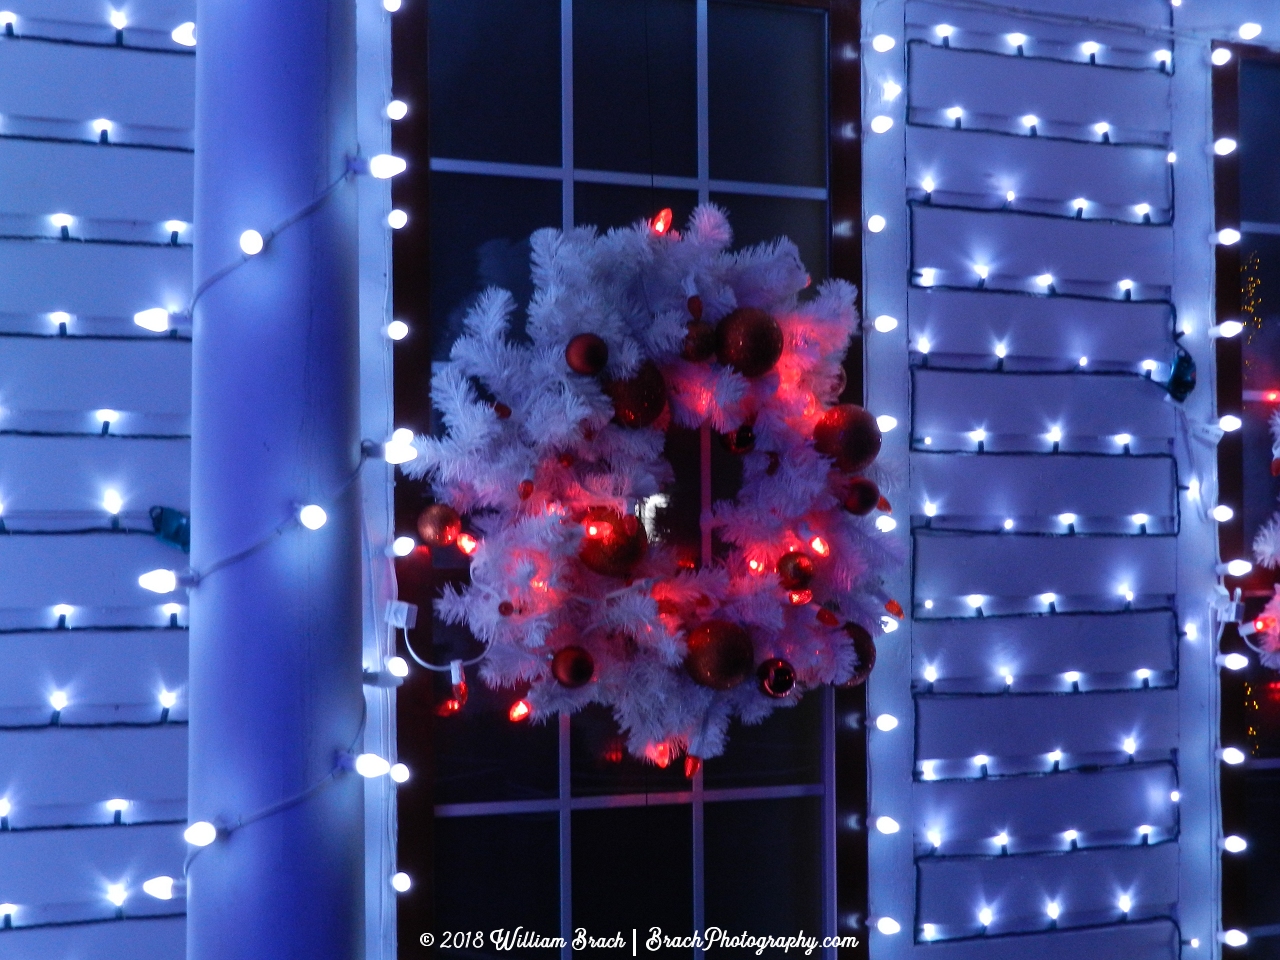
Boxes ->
[702,690,823,789]
[1239,61,1280,224]
[435,813,560,952]
[708,2,827,187]
[574,182,699,235]
[710,192,829,282]
[572,806,693,936]
[574,0,698,177]
[570,703,689,796]
[428,0,561,165]
[428,172,561,359]
[704,797,823,937]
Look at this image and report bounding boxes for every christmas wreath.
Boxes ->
[403,205,902,767]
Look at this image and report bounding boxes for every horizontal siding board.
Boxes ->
[0,629,186,712]
[3,915,185,960]
[914,764,1178,848]
[912,610,1178,679]
[910,453,1175,523]
[0,42,193,129]
[0,725,186,806]
[917,689,1179,760]
[0,435,189,514]
[906,126,1171,214]
[912,206,1173,288]
[0,242,191,317]
[909,44,1171,133]
[0,338,190,415]
[0,535,190,609]
[907,288,1171,363]
[0,821,185,906]
[0,139,192,221]
[917,843,1179,932]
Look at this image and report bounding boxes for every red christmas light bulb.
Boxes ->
[650,208,673,235]
[885,599,904,618]
[789,589,813,606]
[508,699,531,722]
[816,607,840,627]
[435,698,462,717]
[456,532,479,555]
[684,755,703,779]
[809,535,830,557]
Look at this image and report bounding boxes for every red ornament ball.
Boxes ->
[842,622,877,687]
[719,422,755,454]
[606,360,667,429]
[566,333,609,375]
[687,295,704,320]
[776,551,814,590]
[682,319,716,362]
[552,645,595,688]
[716,307,783,378]
[757,658,797,698]
[813,404,882,473]
[417,503,461,546]
[840,476,881,516]
[498,601,515,617]
[578,507,648,577]
[493,401,511,419]
[684,620,755,690]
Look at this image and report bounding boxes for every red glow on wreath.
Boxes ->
[436,698,462,717]
[1267,390,1280,403]
[748,558,765,574]
[650,208,673,235]
[789,589,813,606]
[602,739,625,764]
[531,578,549,592]
[457,533,479,555]
[809,536,830,557]
[644,741,673,768]
[1255,615,1277,634]
[585,521,613,540]
[508,699,531,722]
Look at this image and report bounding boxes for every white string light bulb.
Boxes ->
[1218,228,1241,245]
[1123,736,1137,755]
[1221,653,1249,670]
[165,219,189,234]
[1212,505,1234,522]
[1215,137,1238,156]
[368,154,407,179]
[143,876,175,900]
[1213,320,1244,338]
[1119,279,1134,292]
[1239,23,1262,40]
[1063,829,1078,843]
[873,314,897,332]
[387,209,409,229]
[1046,901,1061,920]
[870,115,893,134]
[876,917,901,935]
[882,80,902,100]
[1092,122,1109,136]
[1220,415,1242,432]
[383,0,402,10]
[1132,513,1150,525]
[134,308,171,332]
[0,799,10,817]
[923,501,937,517]
[1117,894,1131,913]
[240,230,264,255]
[934,24,954,38]
[1081,41,1101,55]
[1224,929,1249,947]
[1212,48,1232,66]
[875,516,897,532]
[1224,835,1247,853]
[867,215,886,233]
[354,753,392,778]
[391,872,412,892]
[385,100,408,120]
[927,829,942,847]
[92,118,114,134]
[392,536,416,556]
[106,883,127,907]
[1021,114,1039,129]
[106,798,129,813]
[875,714,899,731]
[298,504,327,530]
[974,264,989,280]
[876,415,897,432]
[871,35,894,53]
[978,907,993,927]
[1006,190,1016,203]
[875,815,900,833]
[923,666,938,683]
[386,657,409,678]
[386,320,409,340]
[138,569,179,594]
[945,106,963,120]
[1003,518,1014,530]
[1222,747,1246,765]
[390,762,411,783]
[184,821,217,846]
[108,10,127,30]
[1154,49,1171,64]
[50,213,73,228]
[103,489,124,515]
[1035,273,1053,288]
[171,22,196,46]
[96,409,119,425]
[384,428,419,465]
[0,12,15,27]
[1006,32,1026,46]
[159,690,178,709]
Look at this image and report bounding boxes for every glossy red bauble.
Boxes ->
[716,307,784,378]
[813,404,882,473]
[841,622,877,687]
[684,620,755,690]
[757,658,797,698]
[552,645,595,688]
[606,360,667,429]
[840,476,881,516]
[566,333,609,375]
[417,503,461,546]
[776,552,814,590]
[578,507,648,577]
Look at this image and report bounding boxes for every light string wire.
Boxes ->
[184,699,368,876]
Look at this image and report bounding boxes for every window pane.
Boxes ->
[572,806,693,936]
[574,182,699,235]
[702,690,823,790]
[435,814,560,947]
[428,0,561,165]
[575,0,697,177]
[704,798,823,937]
[570,704,690,796]
[708,2,827,187]
[1239,61,1280,224]
[710,192,829,283]
[429,172,561,359]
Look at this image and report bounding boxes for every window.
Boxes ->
[390,2,863,953]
